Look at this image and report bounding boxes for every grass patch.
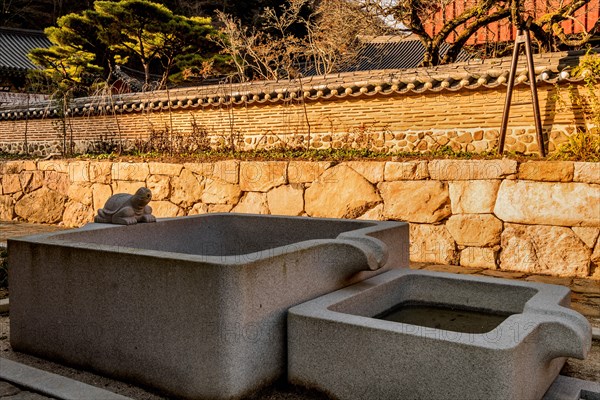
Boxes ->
[0,152,38,161]
[550,130,600,162]
[4,142,595,163]
[68,146,531,164]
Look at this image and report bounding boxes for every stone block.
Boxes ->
[146,175,170,201]
[182,162,213,177]
[518,161,574,182]
[8,215,407,399]
[409,223,457,264]
[89,162,112,184]
[111,162,149,182]
[67,182,93,206]
[14,188,66,224]
[68,161,90,183]
[37,160,68,173]
[148,162,183,176]
[428,159,517,180]
[213,160,240,184]
[384,161,429,181]
[43,171,69,195]
[495,180,600,227]
[62,201,94,227]
[1,161,35,174]
[19,171,44,193]
[288,269,591,400]
[460,247,498,269]
[202,178,242,205]
[287,161,330,184]
[358,204,384,221]
[446,214,503,247]
[2,174,21,194]
[188,203,209,215]
[379,180,450,223]
[232,192,269,214]
[112,181,146,197]
[500,224,592,277]
[448,180,500,214]
[0,195,15,220]
[572,227,600,249]
[266,184,304,216]
[305,165,380,219]
[92,184,112,214]
[456,131,473,143]
[148,200,183,218]
[591,240,600,271]
[342,161,385,183]
[240,161,287,192]
[209,204,234,213]
[574,162,600,184]
[571,278,600,295]
[170,169,203,207]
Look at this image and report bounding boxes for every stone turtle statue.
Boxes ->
[95,187,156,225]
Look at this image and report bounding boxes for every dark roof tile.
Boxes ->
[335,37,474,73]
[0,28,51,72]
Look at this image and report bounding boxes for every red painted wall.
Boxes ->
[428,0,599,44]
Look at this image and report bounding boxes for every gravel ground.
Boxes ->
[562,340,600,383]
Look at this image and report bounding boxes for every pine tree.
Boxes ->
[28,0,222,92]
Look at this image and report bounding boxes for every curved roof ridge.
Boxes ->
[0,48,596,121]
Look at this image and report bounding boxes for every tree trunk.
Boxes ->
[143,62,151,88]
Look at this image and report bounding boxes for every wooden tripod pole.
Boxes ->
[524,28,546,157]
[499,30,524,154]
[499,21,546,156]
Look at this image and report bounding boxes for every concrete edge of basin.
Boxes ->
[0,298,8,313]
[0,358,132,400]
[543,375,600,400]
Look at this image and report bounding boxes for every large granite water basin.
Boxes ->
[9,213,408,399]
[288,269,592,400]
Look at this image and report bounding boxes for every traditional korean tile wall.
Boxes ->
[0,50,597,156]
[1,159,598,279]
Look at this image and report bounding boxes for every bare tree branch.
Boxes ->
[531,0,595,50]
[442,6,511,64]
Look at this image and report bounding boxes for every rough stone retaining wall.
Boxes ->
[0,159,598,278]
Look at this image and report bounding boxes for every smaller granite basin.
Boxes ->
[288,269,592,400]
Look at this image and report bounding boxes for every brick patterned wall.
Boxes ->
[0,82,593,156]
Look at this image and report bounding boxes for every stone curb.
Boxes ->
[0,358,131,400]
[543,375,600,400]
[0,298,8,313]
[593,327,600,341]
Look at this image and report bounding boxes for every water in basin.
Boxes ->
[374,301,514,334]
